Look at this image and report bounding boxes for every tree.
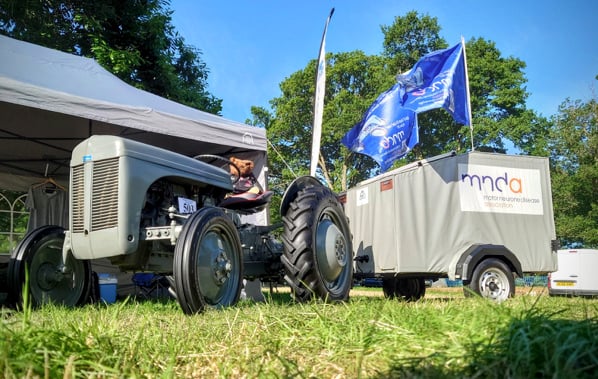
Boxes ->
[381,11,446,75]
[0,0,222,113]
[548,97,598,247]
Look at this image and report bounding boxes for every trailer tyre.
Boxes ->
[281,185,353,302]
[382,278,396,299]
[382,278,426,301]
[173,207,243,314]
[8,225,91,307]
[465,258,514,301]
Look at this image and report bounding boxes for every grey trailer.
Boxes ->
[344,151,558,301]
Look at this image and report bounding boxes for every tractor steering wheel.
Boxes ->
[193,154,241,184]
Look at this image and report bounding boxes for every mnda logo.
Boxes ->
[460,172,522,193]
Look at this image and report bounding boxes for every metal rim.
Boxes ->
[29,236,87,306]
[314,209,350,296]
[195,222,241,306]
[478,267,510,301]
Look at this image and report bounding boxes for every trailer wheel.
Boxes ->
[281,185,353,302]
[464,258,514,301]
[8,225,91,307]
[173,207,243,314]
[382,278,396,299]
[382,278,426,301]
[397,278,426,301]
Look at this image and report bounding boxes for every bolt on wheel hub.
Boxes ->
[316,219,347,283]
[213,251,232,284]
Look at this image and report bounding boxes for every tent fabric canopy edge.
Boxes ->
[0,34,266,152]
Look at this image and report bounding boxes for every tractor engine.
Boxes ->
[123,179,224,271]
[141,180,181,228]
[141,180,223,229]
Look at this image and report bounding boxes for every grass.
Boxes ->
[1,288,597,378]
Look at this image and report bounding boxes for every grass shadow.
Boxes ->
[370,302,598,378]
[261,290,293,305]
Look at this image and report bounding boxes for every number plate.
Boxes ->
[178,197,197,214]
[554,281,575,287]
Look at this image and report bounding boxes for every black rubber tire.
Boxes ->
[464,258,515,301]
[8,225,91,307]
[173,207,243,314]
[382,277,426,301]
[281,185,353,302]
[396,278,426,301]
[382,278,396,299]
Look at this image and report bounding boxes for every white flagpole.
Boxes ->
[310,8,334,177]
[461,36,475,151]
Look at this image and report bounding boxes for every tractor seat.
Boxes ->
[219,190,273,214]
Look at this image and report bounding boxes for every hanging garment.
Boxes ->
[25,184,68,231]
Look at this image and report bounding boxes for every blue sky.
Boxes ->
[170,0,598,124]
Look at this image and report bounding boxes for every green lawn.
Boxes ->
[1,289,597,378]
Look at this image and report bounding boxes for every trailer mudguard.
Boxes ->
[453,244,523,282]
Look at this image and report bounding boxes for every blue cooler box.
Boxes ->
[98,273,118,303]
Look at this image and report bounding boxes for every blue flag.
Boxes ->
[397,42,470,126]
[341,83,419,171]
[342,42,471,171]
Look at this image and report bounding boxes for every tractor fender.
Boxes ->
[280,176,324,217]
[450,244,523,282]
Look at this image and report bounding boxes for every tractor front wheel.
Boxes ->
[173,207,243,314]
[8,225,91,307]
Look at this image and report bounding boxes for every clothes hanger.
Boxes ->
[31,162,67,192]
[32,177,66,192]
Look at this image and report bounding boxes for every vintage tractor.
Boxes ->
[8,135,353,314]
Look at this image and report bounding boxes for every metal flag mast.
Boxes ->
[461,35,475,151]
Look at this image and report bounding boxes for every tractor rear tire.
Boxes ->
[281,185,353,302]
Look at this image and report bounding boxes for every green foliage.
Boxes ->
[0,0,222,114]
[381,11,446,73]
[1,294,597,377]
[0,190,28,254]
[548,98,598,247]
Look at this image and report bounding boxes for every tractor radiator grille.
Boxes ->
[71,165,85,233]
[70,158,120,233]
[91,158,119,231]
